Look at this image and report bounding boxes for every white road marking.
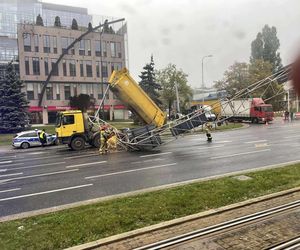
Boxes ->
[255,143,269,148]
[14,156,61,162]
[0,155,17,160]
[0,172,23,178]
[284,135,300,139]
[85,163,177,179]
[27,152,45,155]
[0,161,12,164]
[7,162,65,171]
[140,152,172,158]
[0,188,20,194]
[66,161,107,168]
[214,140,232,144]
[197,145,225,150]
[210,149,271,160]
[244,140,267,144]
[131,158,166,164]
[0,184,93,202]
[0,169,78,183]
[64,153,100,160]
[0,163,24,168]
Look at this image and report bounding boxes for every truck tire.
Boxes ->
[70,137,85,151]
[252,118,259,124]
[92,134,100,148]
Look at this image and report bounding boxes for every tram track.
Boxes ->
[135,200,300,250]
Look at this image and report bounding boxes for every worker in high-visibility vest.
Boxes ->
[99,125,109,154]
[39,129,47,147]
[205,122,213,142]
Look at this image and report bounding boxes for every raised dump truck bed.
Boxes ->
[108,68,166,127]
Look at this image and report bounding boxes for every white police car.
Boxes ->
[12,130,58,149]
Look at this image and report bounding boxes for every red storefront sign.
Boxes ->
[114,105,126,109]
[94,105,111,110]
[29,106,43,112]
[47,106,76,111]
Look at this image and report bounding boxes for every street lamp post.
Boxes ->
[201,55,213,104]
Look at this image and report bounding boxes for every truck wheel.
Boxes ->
[21,142,30,149]
[70,137,85,151]
[92,134,100,148]
[252,118,259,124]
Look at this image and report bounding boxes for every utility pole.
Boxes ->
[201,55,213,104]
[175,82,180,114]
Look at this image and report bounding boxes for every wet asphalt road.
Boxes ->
[1,119,300,217]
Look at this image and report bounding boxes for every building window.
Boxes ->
[95,40,101,56]
[81,84,87,94]
[69,60,76,77]
[46,84,53,100]
[56,84,60,100]
[110,42,116,57]
[61,37,68,54]
[23,33,31,52]
[80,60,84,77]
[51,36,57,54]
[25,56,30,75]
[51,59,59,76]
[32,57,40,75]
[86,39,91,56]
[43,35,50,53]
[96,61,100,77]
[111,62,122,72]
[34,34,39,52]
[69,38,75,55]
[64,85,71,100]
[38,84,42,100]
[116,42,122,58]
[62,60,67,76]
[102,41,107,57]
[79,40,85,55]
[86,60,92,77]
[26,83,34,100]
[102,61,108,77]
[44,57,49,75]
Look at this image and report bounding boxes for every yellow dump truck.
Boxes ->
[108,68,165,127]
[55,68,166,150]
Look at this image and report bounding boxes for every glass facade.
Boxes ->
[0,0,92,63]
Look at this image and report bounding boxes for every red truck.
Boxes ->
[220,98,274,123]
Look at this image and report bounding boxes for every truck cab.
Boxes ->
[251,98,274,123]
[55,110,100,150]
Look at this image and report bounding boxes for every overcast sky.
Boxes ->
[44,0,300,88]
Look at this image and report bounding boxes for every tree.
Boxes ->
[71,18,78,30]
[0,62,29,133]
[109,26,115,34]
[88,22,93,31]
[250,25,282,72]
[102,19,110,33]
[156,64,192,116]
[248,59,284,111]
[214,62,250,97]
[54,16,61,27]
[36,14,44,26]
[69,94,95,112]
[139,56,161,106]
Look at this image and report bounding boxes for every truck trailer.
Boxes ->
[220,98,274,123]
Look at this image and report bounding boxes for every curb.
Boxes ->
[1,159,300,223]
[66,186,300,250]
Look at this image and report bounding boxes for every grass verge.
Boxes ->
[0,164,300,249]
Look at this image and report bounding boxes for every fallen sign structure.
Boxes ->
[89,66,289,151]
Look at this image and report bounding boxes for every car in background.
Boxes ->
[12,130,58,149]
